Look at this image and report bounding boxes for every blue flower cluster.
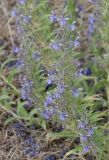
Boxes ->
[78,120,95,154]
[43,82,68,121]
[49,11,79,50]
[13,122,40,158]
[21,78,33,101]
[77,0,97,37]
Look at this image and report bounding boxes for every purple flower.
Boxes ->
[32,51,41,61]
[53,83,66,99]
[16,25,25,34]
[48,69,58,76]
[80,135,88,143]
[53,91,61,99]
[67,21,77,31]
[47,70,57,83]
[12,122,25,129]
[44,94,53,107]
[21,79,33,100]
[16,59,24,69]
[12,122,27,137]
[49,11,58,23]
[22,15,31,23]
[76,68,92,77]
[74,37,80,48]
[88,14,95,35]
[82,68,92,76]
[89,14,95,25]
[58,17,68,27]
[59,112,68,121]
[57,83,66,94]
[12,46,21,54]
[77,5,84,13]
[18,0,27,5]
[11,8,19,17]
[78,121,88,129]
[16,130,27,137]
[41,108,54,119]
[72,88,80,97]
[88,128,94,136]
[24,148,38,158]
[82,146,91,154]
[88,24,94,35]
[50,41,62,51]
[24,137,39,149]
[47,79,52,85]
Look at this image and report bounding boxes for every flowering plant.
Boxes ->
[1,0,108,159]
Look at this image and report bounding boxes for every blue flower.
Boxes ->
[72,88,80,97]
[50,41,62,51]
[47,70,57,83]
[12,122,25,129]
[80,135,88,143]
[76,68,92,77]
[41,108,54,119]
[74,37,80,48]
[59,112,68,121]
[44,94,53,107]
[12,46,21,54]
[11,8,19,17]
[77,5,84,13]
[67,21,77,31]
[16,130,27,137]
[82,68,92,76]
[57,83,65,94]
[78,121,88,129]
[53,91,61,99]
[82,145,91,154]
[16,59,24,69]
[21,79,33,100]
[19,0,27,5]
[88,128,94,136]
[58,17,68,27]
[88,14,95,35]
[24,137,39,149]
[49,11,58,23]
[24,148,38,158]
[22,15,31,23]
[47,79,52,86]
[32,51,41,61]
[12,122,27,137]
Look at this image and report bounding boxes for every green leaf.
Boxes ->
[47,130,77,141]
[29,108,39,117]
[64,145,83,158]
[0,95,10,101]
[89,110,107,123]
[17,100,29,118]
[4,117,15,126]
[40,118,46,130]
